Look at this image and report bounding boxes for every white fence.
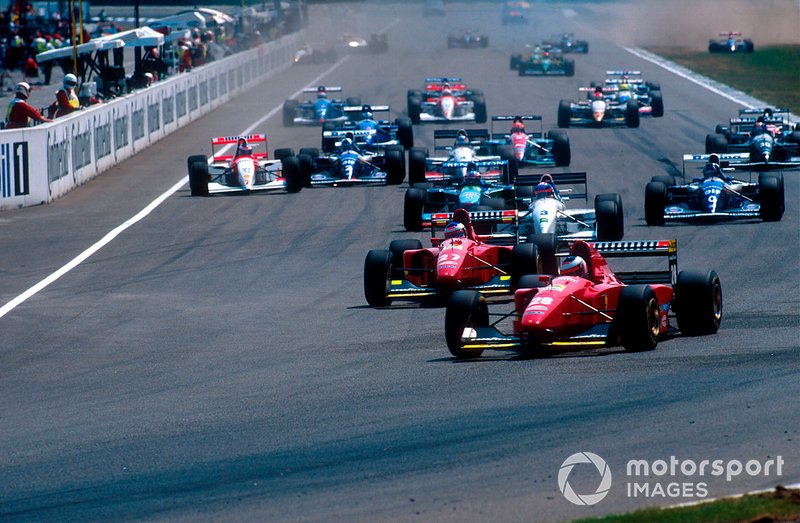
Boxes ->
[0,33,301,211]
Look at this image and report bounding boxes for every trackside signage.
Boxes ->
[0,32,301,211]
[559,452,785,506]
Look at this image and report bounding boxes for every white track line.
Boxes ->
[0,56,353,320]
[669,482,800,509]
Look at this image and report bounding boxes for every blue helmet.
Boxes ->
[361,104,373,120]
[535,182,554,199]
[444,221,467,239]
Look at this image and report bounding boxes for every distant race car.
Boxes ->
[407,77,487,124]
[292,44,337,65]
[706,108,800,166]
[644,153,785,225]
[558,86,640,128]
[482,115,570,167]
[602,70,664,117]
[708,32,754,53]
[364,208,543,306]
[283,86,361,126]
[502,0,529,24]
[444,239,722,358]
[320,104,413,153]
[339,33,388,54]
[543,33,588,53]
[407,128,518,186]
[515,46,575,77]
[187,134,302,196]
[296,137,405,187]
[447,29,489,48]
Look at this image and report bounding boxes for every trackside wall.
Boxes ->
[0,33,301,211]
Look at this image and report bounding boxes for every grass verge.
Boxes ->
[646,45,800,115]
[572,486,800,523]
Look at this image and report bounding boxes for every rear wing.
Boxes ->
[579,86,616,93]
[211,133,269,162]
[430,209,519,243]
[343,104,390,114]
[605,70,641,76]
[605,78,643,85]
[322,128,377,139]
[425,77,462,84]
[515,171,588,201]
[682,153,750,177]
[302,86,342,94]
[589,239,678,285]
[719,31,742,36]
[434,128,490,149]
[490,115,544,138]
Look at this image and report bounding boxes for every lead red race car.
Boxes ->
[364,208,543,307]
[445,239,722,358]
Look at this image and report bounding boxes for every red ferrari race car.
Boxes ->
[445,239,722,358]
[187,134,303,196]
[363,208,544,306]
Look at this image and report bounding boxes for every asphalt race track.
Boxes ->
[1,3,798,522]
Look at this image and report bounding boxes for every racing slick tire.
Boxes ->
[403,188,427,232]
[364,249,393,307]
[527,233,558,275]
[388,239,423,276]
[789,132,800,145]
[187,154,207,176]
[615,285,660,351]
[625,100,640,128]
[384,147,405,185]
[557,100,572,128]
[299,147,320,159]
[563,60,575,77]
[497,145,518,184]
[705,134,729,153]
[674,270,722,336]
[473,95,488,124]
[408,147,428,186]
[646,81,661,91]
[644,181,667,226]
[744,39,754,53]
[715,124,729,136]
[510,53,522,70]
[481,36,489,48]
[282,99,297,127]
[595,193,624,241]
[281,155,303,194]
[650,90,664,117]
[708,41,721,53]
[511,243,542,289]
[189,159,209,197]
[407,89,422,105]
[297,154,314,188]
[345,97,361,107]
[517,274,549,290]
[321,122,337,152]
[408,96,422,125]
[396,117,414,149]
[551,131,571,166]
[445,290,488,359]
[515,184,536,205]
[274,148,295,161]
[758,173,784,222]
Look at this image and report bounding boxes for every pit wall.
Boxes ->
[0,33,301,210]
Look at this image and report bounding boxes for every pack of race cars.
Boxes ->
[184,25,797,361]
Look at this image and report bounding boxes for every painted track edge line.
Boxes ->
[669,482,800,509]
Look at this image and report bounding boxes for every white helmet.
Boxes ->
[15,81,30,98]
[63,73,78,89]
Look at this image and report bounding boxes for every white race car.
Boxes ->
[407,77,487,124]
[187,134,303,196]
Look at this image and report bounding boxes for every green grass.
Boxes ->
[572,487,800,523]
[647,45,800,115]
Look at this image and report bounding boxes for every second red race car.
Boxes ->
[445,239,722,358]
[364,208,544,306]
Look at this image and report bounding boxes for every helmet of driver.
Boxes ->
[560,255,587,277]
[15,81,30,98]
[444,221,467,239]
[63,73,78,89]
[619,83,630,91]
[455,129,468,146]
[340,137,354,151]
[534,182,554,199]
[361,104,373,120]
[317,85,327,99]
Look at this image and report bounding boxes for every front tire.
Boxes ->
[445,290,488,358]
[283,99,297,127]
[189,159,209,196]
[364,249,393,307]
[625,100,640,128]
[650,90,664,117]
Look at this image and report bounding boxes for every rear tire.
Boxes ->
[321,122,337,153]
[473,95,487,124]
[551,132,570,166]
[282,156,303,193]
[408,96,422,124]
[674,270,722,336]
[364,250,393,307]
[705,134,728,154]
[497,145,518,184]
[644,181,667,226]
[445,291,488,358]
[511,243,542,288]
[403,188,427,231]
[384,147,405,185]
[615,285,660,351]
[527,233,558,275]
[297,154,313,187]
[595,194,624,241]
[408,147,427,186]
[557,100,571,128]
[759,173,784,222]
[274,148,295,161]
[396,117,414,149]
